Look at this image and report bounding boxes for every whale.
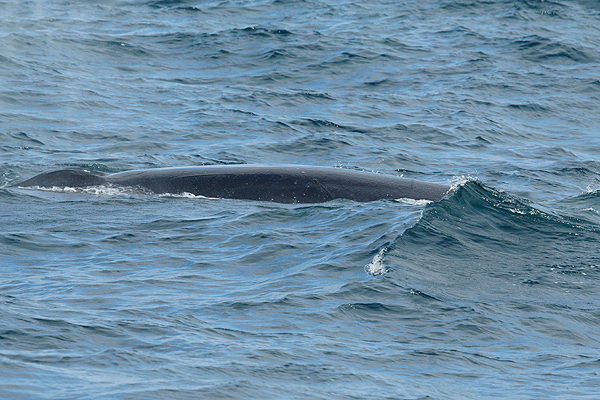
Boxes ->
[12,165,452,203]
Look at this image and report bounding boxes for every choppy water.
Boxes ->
[2,0,600,398]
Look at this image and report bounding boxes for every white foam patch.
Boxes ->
[450,175,475,190]
[585,185,600,195]
[80,186,132,196]
[158,192,215,199]
[20,185,226,201]
[392,197,432,205]
[24,185,133,196]
[365,247,388,276]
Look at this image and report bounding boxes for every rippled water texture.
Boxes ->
[2,0,600,399]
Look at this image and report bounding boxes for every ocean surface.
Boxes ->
[2,0,600,398]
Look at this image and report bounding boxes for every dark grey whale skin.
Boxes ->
[13,165,453,203]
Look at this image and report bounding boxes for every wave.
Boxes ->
[512,35,595,64]
[383,180,600,301]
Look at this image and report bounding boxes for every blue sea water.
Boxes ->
[2,0,600,398]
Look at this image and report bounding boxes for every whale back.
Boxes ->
[14,165,452,203]
[14,168,107,189]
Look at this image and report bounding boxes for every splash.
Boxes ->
[364,247,388,276]
[450,175,476,191]
[585,185,600,195]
